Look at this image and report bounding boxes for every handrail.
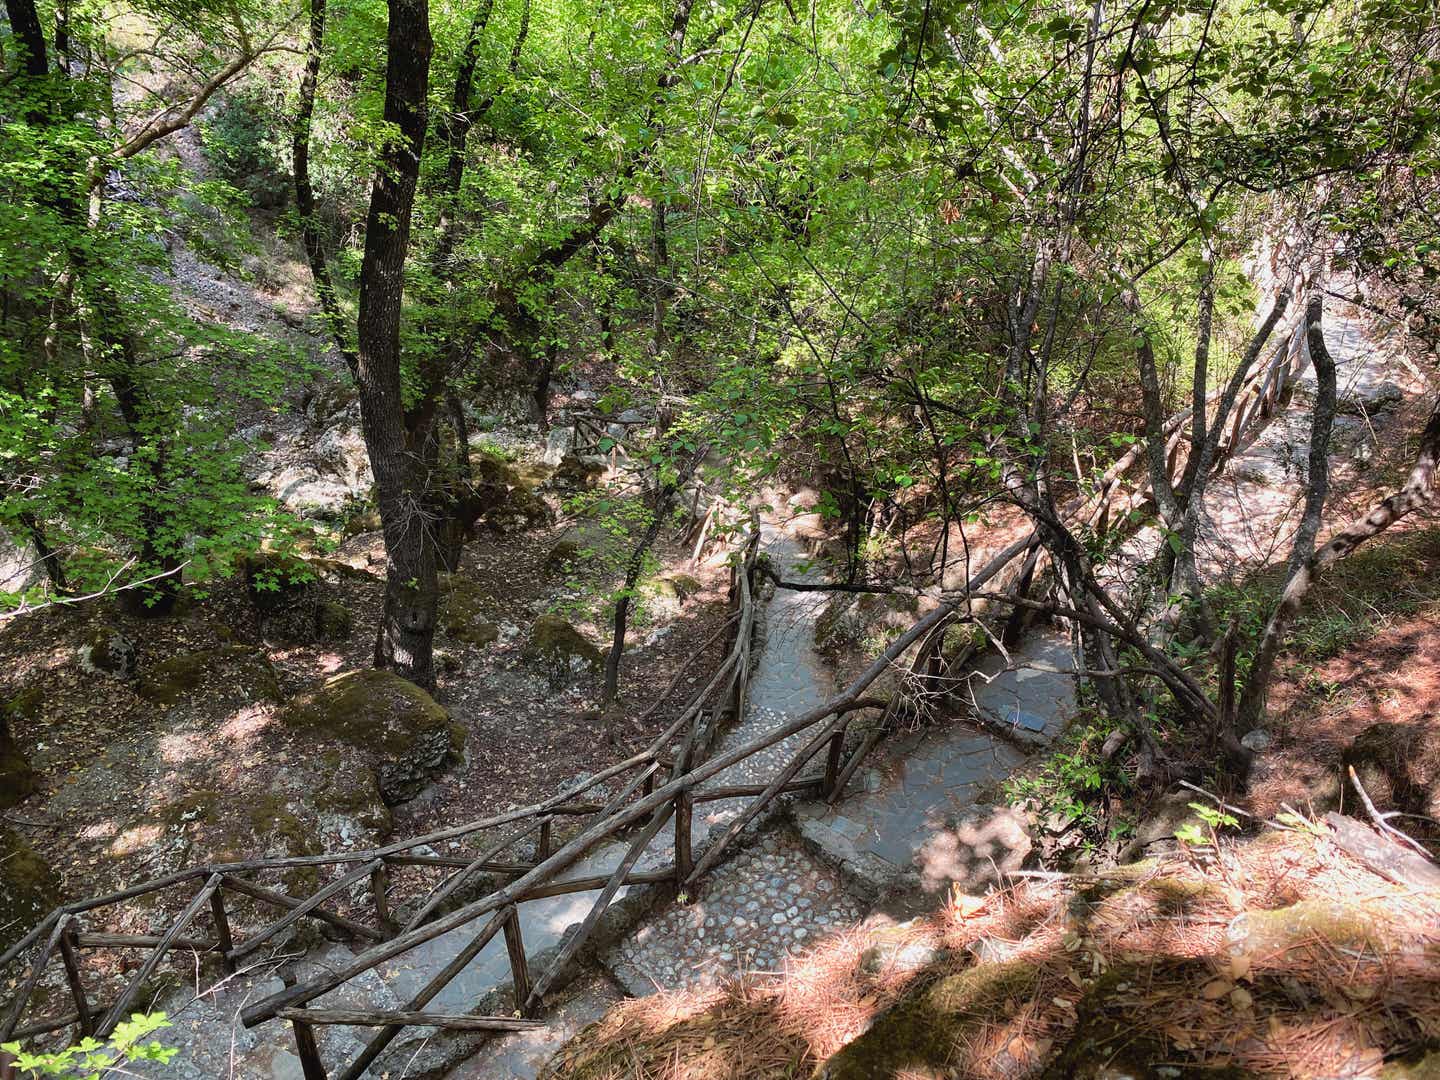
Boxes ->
[0,316,1318,1074]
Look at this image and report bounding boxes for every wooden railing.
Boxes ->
[1,283,1320,1078]
[0,528,849,1079]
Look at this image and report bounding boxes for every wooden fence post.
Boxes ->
[291,1006,328,1080]
[822,729,846,798]
[674,791,693,885]
[370,865,395,936]
[537,818,553,861]
[56,923,93,1036]
[210,887,237,975]
[503,907,531,1015]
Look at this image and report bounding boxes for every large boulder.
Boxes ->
[0,689,40,809]
[240,552,356,644]
[486,485,554,535]
[281,670,464,804]
[0,528,41,594]
[542,425,575,466]
[522,615,602,687]
[1339,379,1404,416]
[0,827,61,953]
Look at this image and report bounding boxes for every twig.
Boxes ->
[1347,765,1437,860]
[1177,780,1297,832]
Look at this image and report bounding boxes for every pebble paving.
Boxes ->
[603,829,863,995]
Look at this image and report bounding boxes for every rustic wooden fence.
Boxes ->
[0,527,863,1079]
[0,284,1318,1078]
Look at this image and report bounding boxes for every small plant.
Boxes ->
[2,1012,177,1079]
[1004,714,1133,838]
[1174,802,1240,848]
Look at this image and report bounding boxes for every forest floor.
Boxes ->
[0,124,734,934]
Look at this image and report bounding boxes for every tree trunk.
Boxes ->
[354,0,435,688]
[1237,392,1440,729]
[293,0,358,371]
[1287,286,1337,574]
[601,449,705,705]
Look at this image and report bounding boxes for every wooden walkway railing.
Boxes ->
[0,279,1319,1078]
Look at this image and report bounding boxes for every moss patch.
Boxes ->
[523,615,602,685]
[281,669,461,803]
[439,574,498,647]
[136,646,281,707]
[0,827,61,953]
[822,959,1043,1079]
[283,669,452,755]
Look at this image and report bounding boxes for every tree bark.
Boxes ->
[293,0,358,372]
[354,0,435,688]
[4,0,50,79]
[1237,391,1440,728]
[1287,286,1337,574]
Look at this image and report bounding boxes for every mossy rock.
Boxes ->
[488,486,555,535]
[550,453,605,491]
[523,615,602,687]
[543,539,583,577]
[668,574,703,601]
[438,574,498,647]
[281,669,463,804]
[472,450,523,489]
[0,827,61,953]
[137,646,281,708]
[78,628,137,680]
[315,599,354,642]
[240,551,317,614]
[0,691,39,809]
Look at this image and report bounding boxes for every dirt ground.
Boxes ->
[0,503,732,926]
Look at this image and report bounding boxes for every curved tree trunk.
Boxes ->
[1238,389,1440,728]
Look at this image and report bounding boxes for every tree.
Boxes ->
[351,0,436,685]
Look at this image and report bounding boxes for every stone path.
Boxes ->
[692,530,834,836]
[138,532,1078,1080]
[591,539,1073,1013]
[1199,291,1421,579]
[604,830,862,995]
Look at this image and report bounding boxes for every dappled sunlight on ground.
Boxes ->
[548,828,1440,1079]
[914,805,1033,894]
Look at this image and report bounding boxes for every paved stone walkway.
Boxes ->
[604,829,862,995]
[1200,291,1421,579]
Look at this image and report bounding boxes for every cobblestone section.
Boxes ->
[603,829,863,995]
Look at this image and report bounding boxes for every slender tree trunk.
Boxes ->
[1287,286,1337,574]
[1235,392,1440,730]
[3,0,50,79]
[17,511,68,594]
[601,449,705,705]
[652,199,669,357]
[293,0,358,371]
[355,0,435,688]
